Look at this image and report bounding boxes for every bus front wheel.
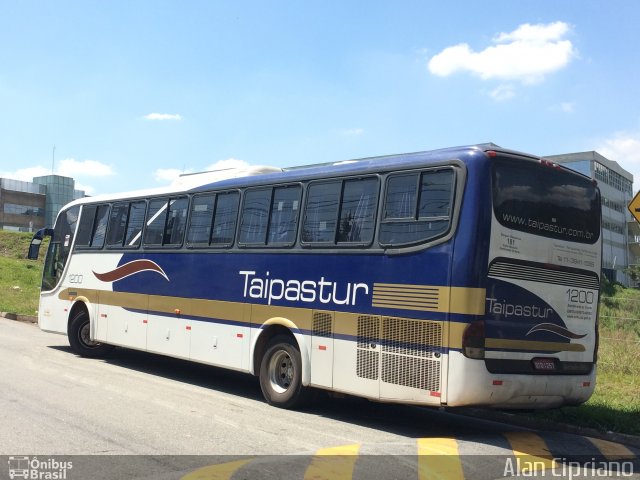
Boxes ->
[68,310,114,358]
[259,335,309,409]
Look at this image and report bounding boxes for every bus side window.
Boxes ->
[187,191,239,248]
[106,203,129,247]
[267,185,301,246]
[419,170,453,218]
[164,197,189,245]
[211,191,239,246]
[379,169,454,247]
[106,201,146,248]
[125,201,146,247]
[76,204,110,249]
[91,205,110,248]
[337,178,378,245]
[302,181,341,244]
[187,194,215,246]
[239,188,271,245]
[76,205,97,247]
[144,199,167,245]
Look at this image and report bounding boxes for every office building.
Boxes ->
[0,175,85,232]
[545,151,633,285]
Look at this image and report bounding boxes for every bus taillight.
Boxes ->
[540,159,560,169]
[462,320,485,359]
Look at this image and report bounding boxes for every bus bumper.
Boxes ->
[445,351,596,409]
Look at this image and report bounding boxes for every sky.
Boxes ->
[1,1,640,196]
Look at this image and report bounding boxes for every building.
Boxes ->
[0,175,85,232]
[545,151,633,285]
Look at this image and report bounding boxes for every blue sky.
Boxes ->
[1,1,640,195]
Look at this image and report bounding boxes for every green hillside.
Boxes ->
[0,231,46,316]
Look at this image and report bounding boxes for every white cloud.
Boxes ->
[57,158,114,177]
[549,101,576,113]
[597,130,640,189]
[74,182,95,196]
[490,84,516,102]
[1,159,113,182]
[205,158,250,171]
[341,128,365,136]
[153,168,188,183]
[153,159,250,186]
[1,158,113,196]
[560,102,575,113]
[428,21,575,84]
[0,166,51,182]
[144,113,183,121]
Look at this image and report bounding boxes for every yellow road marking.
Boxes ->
[417,437,464,480]
[181,458,253,480]
[587,437,636,460]
[304,444,360,480]
[504,432,556,473]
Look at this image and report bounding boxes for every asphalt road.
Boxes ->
[1,318,638,480]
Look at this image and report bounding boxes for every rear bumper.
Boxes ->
[446,351,596,409]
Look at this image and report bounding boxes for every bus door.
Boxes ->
[33,206,80,334]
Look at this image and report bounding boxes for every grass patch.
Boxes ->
[0,256,43,315]
[0,231,46,316]
[526,327,640,436]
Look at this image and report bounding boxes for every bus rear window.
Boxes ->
[492,158,600,244]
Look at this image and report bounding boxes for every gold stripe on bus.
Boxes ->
[448,322,466,350]
[372,284,486,315]
[486,338,585,352]
[99,290,150,311]
[449,287,486,315]
[251,304,313,331]
[60,288,462,347]
[373,291,440,301]
[374,283,441,292]
[59,288,98,303]
[372,299,441,309]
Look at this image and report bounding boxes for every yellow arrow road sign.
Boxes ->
[628,190,640,223]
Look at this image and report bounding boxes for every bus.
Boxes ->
[28,144,602,409]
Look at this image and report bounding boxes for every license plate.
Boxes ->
[532,357,557,371]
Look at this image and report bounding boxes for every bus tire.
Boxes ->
[68,310,114,358]
[259,335,309,409]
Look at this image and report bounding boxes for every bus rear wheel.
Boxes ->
[259,335,309,409]
[68,310,114,358]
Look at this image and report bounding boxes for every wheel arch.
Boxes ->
[68,298,92,336]
[251,318,311,386]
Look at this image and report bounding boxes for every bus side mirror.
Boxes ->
[27,228,54,260]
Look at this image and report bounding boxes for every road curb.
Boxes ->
[1,312,37,323]
[454,407,640,448]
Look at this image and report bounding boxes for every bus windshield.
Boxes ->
[42,206,80,291]
[492,158,601,244]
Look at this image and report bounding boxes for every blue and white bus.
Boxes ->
[29,144,602,409]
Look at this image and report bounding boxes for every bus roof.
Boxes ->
[64,143,538,207]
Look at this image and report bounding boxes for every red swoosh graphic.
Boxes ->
[526,323,587,340]
[93,260,169,283]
